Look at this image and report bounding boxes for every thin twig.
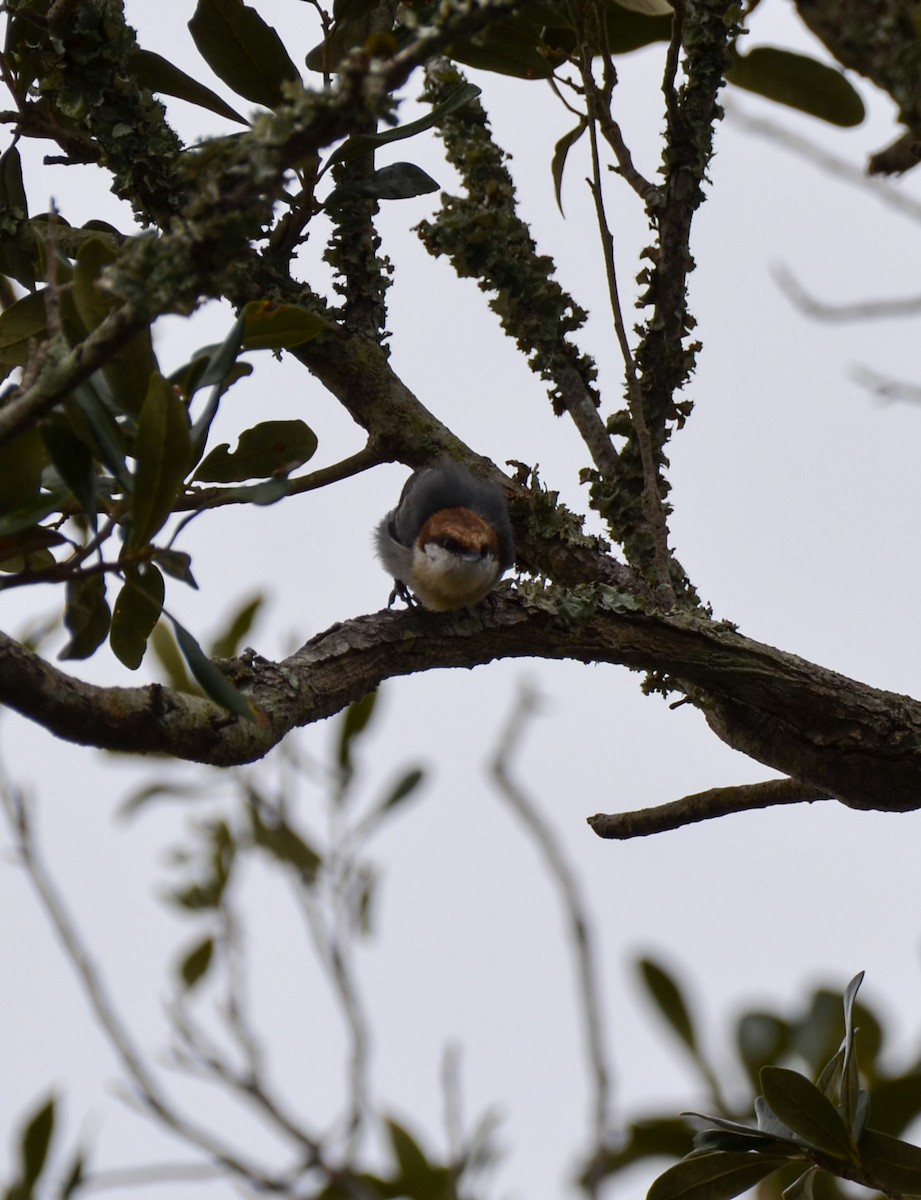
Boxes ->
[773,263,921,322]
[490,685,613,1186]
[588,777,831,839]
[0,779,294,1192]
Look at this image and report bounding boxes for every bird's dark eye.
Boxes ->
[438,536,464,554]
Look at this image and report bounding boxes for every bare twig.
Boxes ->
[774,263,921,322]
[0,778,297,1192]
[490,685,613,1184]
[588,777,831,839]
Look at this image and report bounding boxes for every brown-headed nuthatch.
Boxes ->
[375,461,515,611]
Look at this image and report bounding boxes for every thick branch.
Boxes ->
[4,601,921,813]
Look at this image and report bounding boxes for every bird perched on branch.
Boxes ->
[375,461,515,611]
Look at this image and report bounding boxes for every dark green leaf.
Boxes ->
[188,0,300,108]
[188,311,249,461]
[59,1145,86,1199]
[170,616,256,721]
[150,622,198,693]
[178,936,215,989]
[326,83,481,167]
[602,3,673,53]
[0,487,68,538]
[210,593,263,658]
[638,958,697,1052]
[241,301,331,351]
[0,524,63,573]
[583,1117,692,1180]
[73,238,156,416]
[759,1067,853,1158]
[60,573,111,660]
[152,549,198,589]
[327,162,440,206]
[693,1130,796,1156]
[386,1117,429,1175]
[754,1095,798,1141]
[781,1167,817,1200]
[69,382,132,491]
[0,145,36,289]
[685,1112,795,1150]
[110,563,166,670]
[727,47,865,128]
[134,47,248,125]
[195,419,317,482]
[860,1128,921,1196]
[792,989,843,1077]
[449,17,554,80]
[128,373,192,550]
[18,1095,55,1190]
[0,288,47,365]
[867,1074,921,1137]
[840,971,864,1131]
[552,119,587,215]
[338,691,378,774]
[332,0,378,17]
[736,1012,789,1088]
[42,419,97,527]
[375,767,425,818]
[199,477,293,506]
[647,1151,788,1200]
[249,805,322,879]
[0,426,45,514]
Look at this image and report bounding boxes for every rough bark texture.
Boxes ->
[3,601,921,813]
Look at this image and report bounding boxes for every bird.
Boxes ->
[375,460,515,611]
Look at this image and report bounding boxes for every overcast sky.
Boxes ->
[4,3,921,1198]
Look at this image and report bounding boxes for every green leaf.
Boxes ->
[332,0,378,17]
[18,1094,55,1190]
[0,425,45,514]
[727,47,865,128]
[759,1066,853,1158]
[840,971,864,1133]
[188,0,300,108]
[169,616,256,721]
[42,418,97,527]
[449,17,554,79]
[386,1117,432,1181]
[195,419,317,482]
[647,1151,788,1200]
[867,1073,921,1137]
[134,47,248,125]
[198,477,293,506]
[0,287,47,365]
[736,1012,789,1088]
[210,593,263,658]
[60,573,111,660]
[602,3,673,53]
[612,0,673,13]
[859,1127,921,1196]
[152,549,198,589]
[188,310,249,461]
[0,145,36,289]
[128,373,192,550]
[326,162,440,206]
[0,524,63,573]
[638,958,697,1052]
[73,238,156,416]
[150,621,198,693]
[552,119,587,215]
[59,1145,86,1199]
[178,935,215,989]
[375,767,425,818]
[240,301,331,351]
[782,1167,818,1200]
[0,487,68,539]
[338,691,378,774]
[326,83,482,167]
[69,381,132,491]
[110,563,166,670]
[249,805,322,880]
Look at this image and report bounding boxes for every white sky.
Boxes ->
[4,2,921,1198]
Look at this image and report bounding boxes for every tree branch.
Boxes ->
[588,777,831,839]
[4,599,921,814]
